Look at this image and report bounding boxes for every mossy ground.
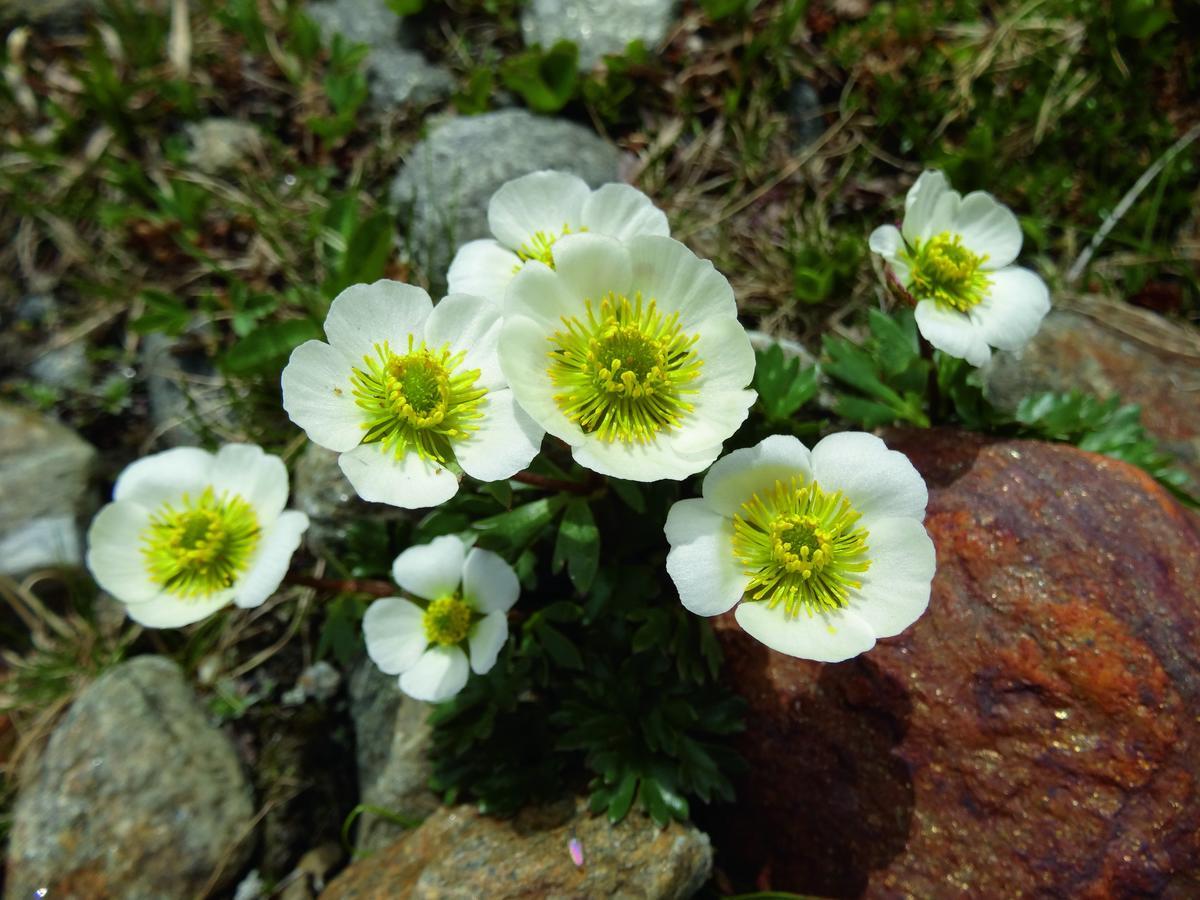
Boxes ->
[1,0,1196,889]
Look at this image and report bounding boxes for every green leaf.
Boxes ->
[500,41,579,113]
[219,318,321,377]
[386,0,425,14]
[535,620,583,669]
[552,499,599,593]
[131,289,190,337]
[608,771,638,823]
[753,343,819,421]
[608,478,645,513]
[327,212,394,297]
[473,496,565,552]
[481,480,513,508]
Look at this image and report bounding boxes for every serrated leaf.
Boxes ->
[535,620,583,669]
[552,499,599,592]
[220,318,321,377]
[473,496,565,551]
[609,478,645,513]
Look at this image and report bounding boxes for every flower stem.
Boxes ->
[509,470,596,495]
[284,572,395,597]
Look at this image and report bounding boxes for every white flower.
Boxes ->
[281,280,544,508]
[869,170,1050,367]
[85,444,310,628]
[498,232,756,482]
[446,170,670,303]
[363,534,518,703]
[664,433,935,662]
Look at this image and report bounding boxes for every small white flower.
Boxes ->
[869,170,1050,367]
[664,433,935,662]
[85,444,310,628]
[498,232,756,482]
[364,534,518,703]
[446,170,670,303]
[281,280,544,508]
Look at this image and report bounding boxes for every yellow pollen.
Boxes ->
[900,231,991,311]
[423,594,473,645]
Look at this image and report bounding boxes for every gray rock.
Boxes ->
[28,341,90,390]
[324,797,714,899]
[141,331,241,447]
[308,0,453,110]
[0,402,96,575]
[292,443,409,556]
[521,0,677,70]
[15,293,59,327]
[185,118,265,174]
[5,656,256,900]
[391,109,621,285]
[348,660,439,852]
[785,78,824,148]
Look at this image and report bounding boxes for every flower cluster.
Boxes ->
[86,167,1049,703]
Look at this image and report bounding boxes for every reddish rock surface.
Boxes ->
[708,430,1200,898]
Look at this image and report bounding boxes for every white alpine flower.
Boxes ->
[85,444,310,628]
[869,170,1050,367]
[446,169,670,303]
[498,232,756,482]
[364,534,518,703]
[281,280,544,508]
[664,433,935,662]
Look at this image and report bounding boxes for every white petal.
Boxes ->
[86,501,160,604]
[853,517,936,639]
[363,596,429,674]
[462,547,519,614]
[973,266,1051,351]
[454,389,544,483]
[665,388,756,455]
[810,432,928,523]
[734,602,876,662]
[955,191,1022,269]
[337,443,459,509]
[209,444,291,524]
[446,239,522,302]
[232,511,309,609]
[399,645,470,703]
[124,590,234,629]
[323,280,433,363]
[392,534,466,600]
[914,300,991,367]
[424,292,505,390]
[113,447,212,507]
[504,259,587,332]
[572,431,722,482]
[902,170,959,244]
[868,224,903,261]
[467,611,508,675]
[580,183,670,241]
[692,314,756,393]
[701,434,814,517]
[664,499,748,616]
[498,316,579,444]
[487,170,590,251]
[550,233,633,304]
[625,235,736,331]
[281,340,363,453]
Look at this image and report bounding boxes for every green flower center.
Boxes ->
[731,477,871,616]
[900,231,991,311]
[350,336,487,465]
[423,594,474,646]
[547,292,703,444]
[514,224,585,270]
[141,487,261,599]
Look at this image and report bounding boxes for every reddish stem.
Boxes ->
[284,572,395,597]
[509,470,595,495]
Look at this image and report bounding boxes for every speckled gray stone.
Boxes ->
[140,331,241,447]
[5,656,256,900]
[521,0,678,69]
[307,0,453,109]
[390,109,621,285]
[348,661,439,852]
[0,402,96,575]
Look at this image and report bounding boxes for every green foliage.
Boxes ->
[500,41,579,114]
[308,35,370,141]
[821,309,930,428]
[700,0,760,20]
[386,0,427,14]
[426,484,745,824]
[753,343,818,423]
[1014,391,1198,505]
[219,318,322,377]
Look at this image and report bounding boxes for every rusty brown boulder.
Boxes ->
[707,430,1200,898]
